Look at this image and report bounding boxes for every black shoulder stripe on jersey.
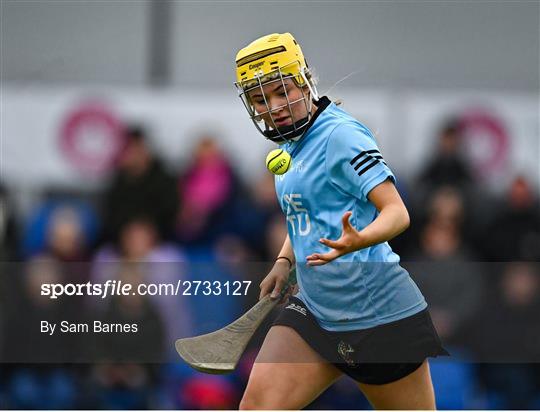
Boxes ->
[374,155,388,166]
[357,159,379,176]
[349,149,388,176]
[349,149,380,166]
[353,154,387,171]
[353,156,373,170]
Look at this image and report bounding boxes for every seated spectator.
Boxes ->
[46,206,88,261]
[47,206,94,284]
[22,199,98,260]
[427,186,465,227]
[21,203,95,286]
[481,176,540,261]
[102,125,178,243]
[425,185,480,253]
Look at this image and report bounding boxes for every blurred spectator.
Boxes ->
[46,206,88,261]
[91,217,192,358]
[481,175,540,261]
[21,203,95,285]
[467,262,540,362]
[410,118,479,258]
[93,263,165,362]
[432,186,476,247]
[418,119,474,188]
[22,199,98,259]
[3,256,84,362]
[2,257,82,408]
[404,185,474,260]
[408,217,483,344]
[426,186,465,228]
[102,125,178,243]
[46,206,94,284]
[0,182,18,260]
[176,135,242,244]
[466,263,540,408]
[2,256,76,362]
[119,217,161,261]
[91,263,165,409]
[93,217,185,266]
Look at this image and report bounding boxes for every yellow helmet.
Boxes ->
[234,33,319,143]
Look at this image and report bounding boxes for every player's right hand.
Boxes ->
[259,259,292,302]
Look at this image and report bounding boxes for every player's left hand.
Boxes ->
[306,211,363,266]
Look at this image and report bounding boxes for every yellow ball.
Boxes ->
[266,149,292,175]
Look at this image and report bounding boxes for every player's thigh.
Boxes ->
[357,360,436,410]
[240,325,342,410]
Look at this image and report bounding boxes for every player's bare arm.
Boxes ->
[306,180,409,265]
[259,234,297,301]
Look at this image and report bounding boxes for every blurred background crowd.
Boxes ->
[1,1,539,410]
[1,120,539,409]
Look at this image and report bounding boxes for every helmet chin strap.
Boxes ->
[263,115,310,143]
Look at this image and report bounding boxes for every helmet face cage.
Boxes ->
[235,61,319,143]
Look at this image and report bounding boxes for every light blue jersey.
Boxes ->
[275,97,427,331]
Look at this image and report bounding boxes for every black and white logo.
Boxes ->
[285,303,307,316]
[337,341,358,367]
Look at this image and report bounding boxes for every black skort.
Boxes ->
[272,296,450,385]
